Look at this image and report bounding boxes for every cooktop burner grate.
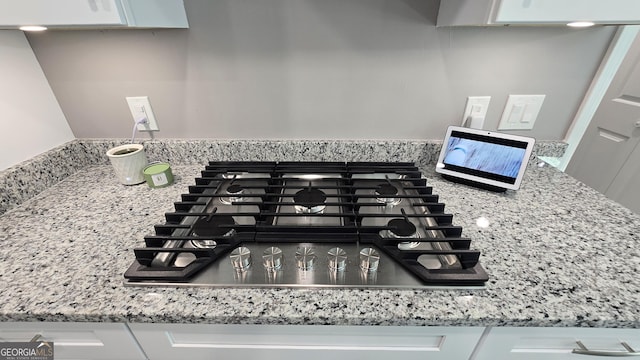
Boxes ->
[124,161,488,288]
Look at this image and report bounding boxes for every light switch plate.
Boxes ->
[126,96,159,131]
[498,94,545,130]
[461,96,491,129]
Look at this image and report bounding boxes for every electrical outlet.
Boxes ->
[462,96,491,129]
[498,95,545,130]
[126,96,159,131]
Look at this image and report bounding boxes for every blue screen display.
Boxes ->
[443,137,526,179]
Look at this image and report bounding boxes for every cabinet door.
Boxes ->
[130,324,484,360]
[474,327,640,360]
[0,0,126,26]
[437,0,640,26]
[0,322,146,360]
[494,0,640,24]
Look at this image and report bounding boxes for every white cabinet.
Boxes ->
[0,0,188,29]
[0,322,146,360]
[129,323,484,360]
[474,327,640,360]
[3,322,638,360]
[437,0,640,26]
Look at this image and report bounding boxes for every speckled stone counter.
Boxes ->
[1,139,639,327]
[0,139,566,215]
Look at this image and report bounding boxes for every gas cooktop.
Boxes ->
[124,162,488,288]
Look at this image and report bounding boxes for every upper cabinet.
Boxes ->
[0,0,188,29]
[437,0,640,26]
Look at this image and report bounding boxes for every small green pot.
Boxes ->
[143,162,174,188]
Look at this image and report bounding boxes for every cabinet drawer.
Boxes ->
[474,327,640,360]
[130,324,484,360]
[0,322,146,360]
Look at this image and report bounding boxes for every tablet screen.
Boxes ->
[436,126,535,190]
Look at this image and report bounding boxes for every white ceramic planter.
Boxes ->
[106,144,148,185]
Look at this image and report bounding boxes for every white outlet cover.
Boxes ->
[462,96,491,129]
[498,95,545,130]
[126,96,159,131]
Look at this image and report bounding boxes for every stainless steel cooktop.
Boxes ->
[124,162,488,288]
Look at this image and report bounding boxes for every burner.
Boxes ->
[222,173,240,179]
[190,214,236,249]
[375,182,401,206]
[386,210,420,250]
[293,183,327,214]
[375,183,397,196]
[220,182,245,205]
[388,218,416,237]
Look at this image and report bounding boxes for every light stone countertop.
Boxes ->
[1,160,639,327]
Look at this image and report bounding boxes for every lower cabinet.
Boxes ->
[128,323,485,360]
[1,322,638,360]
[0,322,146,360]
[473,327,640,360]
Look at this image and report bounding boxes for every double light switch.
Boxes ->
[498,94,545,130]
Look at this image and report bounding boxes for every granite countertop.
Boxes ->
[0,140,639,327]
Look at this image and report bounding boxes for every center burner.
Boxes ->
[271,173,349,228]
[293,183,327,214]
[124,161,488,288]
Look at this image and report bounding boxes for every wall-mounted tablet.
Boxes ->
[435,126,536,191]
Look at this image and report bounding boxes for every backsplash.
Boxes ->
[0,139,566,215]
[27,0,615,141]
[0,141,90,216]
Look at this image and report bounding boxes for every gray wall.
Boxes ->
[27,0,615,140]
[0,31,74,171]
